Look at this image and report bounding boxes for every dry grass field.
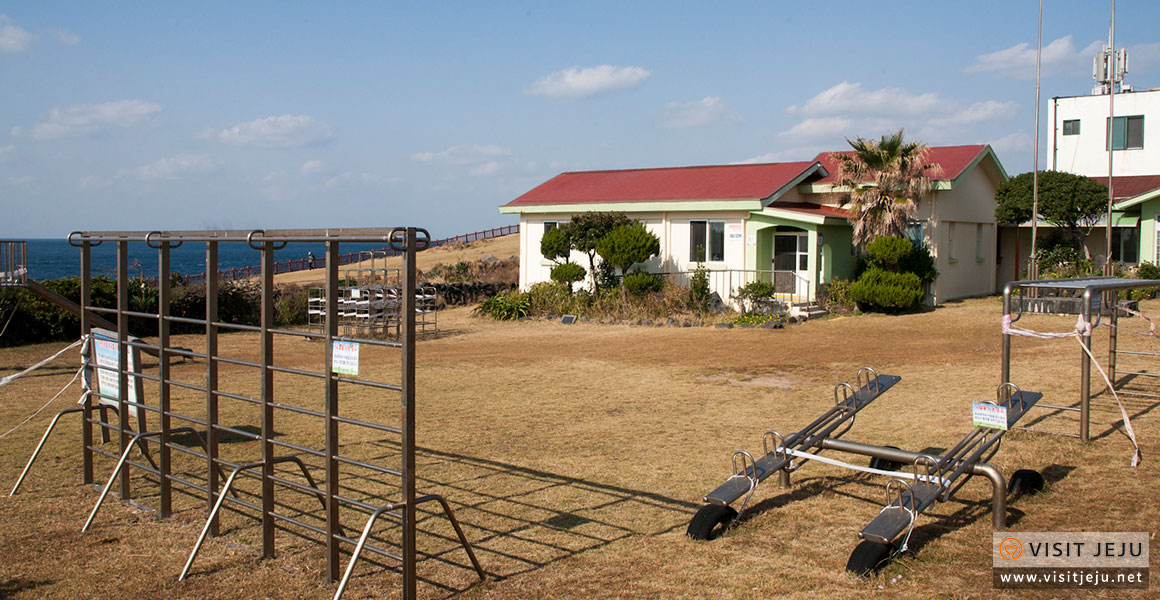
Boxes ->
[274,234,521,287]
[1,296,1158,599]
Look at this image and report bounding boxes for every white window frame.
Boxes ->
[690,220,726,263]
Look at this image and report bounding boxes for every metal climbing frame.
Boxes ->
[308,266,437,338]
[688,368,1044,573]
[50,227,481,600]
[1002,276,1160,441]
[0,240,26,287]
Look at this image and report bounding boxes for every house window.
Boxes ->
[907,222,924,246]
[544,221,559,233]
[690,220,725,262]
[1062,119,1080,135]
[1107,115,1144,150]
[1113,227,1139,263]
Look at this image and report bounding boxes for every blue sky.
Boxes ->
[3,1,1159,238]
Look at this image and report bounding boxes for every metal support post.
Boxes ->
[260,240,276,558]
[401,228,418,600]
[325,239,341,582]
[205,240,220,536]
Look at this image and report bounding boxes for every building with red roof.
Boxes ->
[500,144,1007,307]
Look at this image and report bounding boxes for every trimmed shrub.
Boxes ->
[1137,262,1160,280]
[622,272,662,296]
[819,278,857,313]
[849,268,924,312]
[550,262,586,292]
[865,236,913,269]
[527,281,577,315]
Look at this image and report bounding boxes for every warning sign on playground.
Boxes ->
[91,334,140,417]
[331,341,359,375]
[972,402,1008,430]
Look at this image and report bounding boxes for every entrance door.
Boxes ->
[773,233,809,296]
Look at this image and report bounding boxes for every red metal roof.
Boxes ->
[503,161,819,206]
[1091,175,1160,200]
[811,144,989,184]
[768,202,849,219]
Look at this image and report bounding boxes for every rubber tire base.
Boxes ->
[686,504,738,540]
[846,540,894,577]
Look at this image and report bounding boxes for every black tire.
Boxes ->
[1009,469,1045,497]
[869,446,904,472]
[846,540,893,577]
[686,504,737,540]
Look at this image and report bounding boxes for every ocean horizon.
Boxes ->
[18,238,401,281]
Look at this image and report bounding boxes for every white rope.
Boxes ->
[0,339,83,388]
[778,447,950,487]
[0,366,81,440]
[1002,315,1141,466]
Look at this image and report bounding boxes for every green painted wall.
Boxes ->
[818,223,856,282]
[1141,201,1159,265]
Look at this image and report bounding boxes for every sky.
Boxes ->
[3,1,1160,238]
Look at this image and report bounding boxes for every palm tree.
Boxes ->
[832,130,939,247]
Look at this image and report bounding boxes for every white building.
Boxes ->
[1049,87,1160,177]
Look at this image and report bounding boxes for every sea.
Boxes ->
[20,238,398,281]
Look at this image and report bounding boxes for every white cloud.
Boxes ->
[787,81,943,117]
[9,175,32,186]
[300,160,324,174]
[27,100,162,140]
[55,30,80,45]
[79,175,112,189]
[212,115,333,148]
[732,146,828,165]
[261,162,399,201]
[966,35,1104,79]
[121,154,221,180]
[661,97,738,128]
[0,144,13,162]
[525,65,650,98]
[312,172,400,190]
[780,82,1020,145]
[989,131,1034,155]
[0,15,33,53]
[411,144,511,165]
[1127,41,1160,73]
[778,117,854,139]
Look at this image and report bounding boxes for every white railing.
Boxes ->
[1,241,27,287]
[659,268,812,310]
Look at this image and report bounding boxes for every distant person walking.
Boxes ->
[307,252,316,269]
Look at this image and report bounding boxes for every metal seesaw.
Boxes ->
[688,369,1046,576]
[687,367,900,540]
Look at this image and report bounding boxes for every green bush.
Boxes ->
[595,223,660,276]
[550,262,586,292]
[849,268,924,312]
[540,227,572,263]
[274,285,309,326]
[477,291,530,320]
[689,264,711,313]
[820,278,857,312]
[865,236,913,269]
[622,272,662,296]
[732,280,776,313]
[526,281,578,315]
[1137,262,1160,280]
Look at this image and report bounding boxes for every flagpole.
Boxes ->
[1105,0,1116,276]
[1030,0,1043,279]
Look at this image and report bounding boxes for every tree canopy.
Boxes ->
[833,129,938,247]
[561,212,633,291]
[994,170,1107,257]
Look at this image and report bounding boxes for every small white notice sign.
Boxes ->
[746,234,756,246]
[972,402,1008,430]
[727,224,743,240]
[332,341,360,375]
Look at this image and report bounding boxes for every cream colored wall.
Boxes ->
[923,163,1001,302]
[518,210,748,292]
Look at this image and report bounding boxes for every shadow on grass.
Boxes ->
[0,578,53,598]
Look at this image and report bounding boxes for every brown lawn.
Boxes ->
[274,234,521,287]
[0,296,1158,599]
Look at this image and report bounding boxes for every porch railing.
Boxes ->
[658,268,812,310]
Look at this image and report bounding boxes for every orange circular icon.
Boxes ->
[998,537,1023,561]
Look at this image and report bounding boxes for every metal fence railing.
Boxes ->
[0,240,27,287]
[659,268,812,310]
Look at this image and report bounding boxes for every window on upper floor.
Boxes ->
[690,220,725,262]
[1063,119,1080,135]
[1107,115,1144,150]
